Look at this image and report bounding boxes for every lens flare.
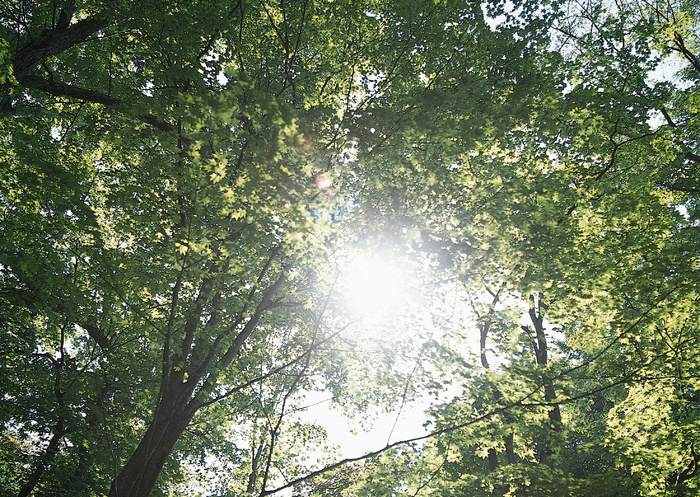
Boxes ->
[315,174,332,190]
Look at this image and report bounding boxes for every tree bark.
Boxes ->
[13,17,108,80]
[527,294,562,467]
[108,384,199,497]
[20,75,121,105]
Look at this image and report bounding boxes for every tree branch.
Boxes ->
[20,74,121,105]
[17,75,176,131]
[673,32,700,77]
[13,16,108,79]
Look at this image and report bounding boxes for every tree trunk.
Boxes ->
[107,386,199,497]
[476,287,516,492]
[527,294,562,467]
[17,418,70,497]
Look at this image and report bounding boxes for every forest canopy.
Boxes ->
[1,0,699,496]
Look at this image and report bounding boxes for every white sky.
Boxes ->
[300,390,431,459]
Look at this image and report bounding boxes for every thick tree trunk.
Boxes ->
[106,266,284,497]
[108,386,199,497]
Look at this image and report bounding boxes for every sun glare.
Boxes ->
[339,251,411,317]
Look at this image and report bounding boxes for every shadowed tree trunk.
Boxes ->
[524,293,562,467]
[108,385,199,497]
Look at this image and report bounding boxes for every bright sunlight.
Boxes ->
[336,249,413,318]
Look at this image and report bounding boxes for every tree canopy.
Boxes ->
[1,0,699,496]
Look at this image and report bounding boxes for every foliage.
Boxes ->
[1,0,700,496]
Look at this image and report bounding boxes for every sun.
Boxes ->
[338,250,412,318]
